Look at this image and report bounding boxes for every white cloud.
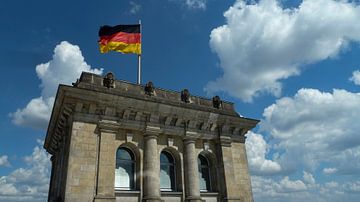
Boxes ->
[10,41,103,130]
[207,0,360,102]
[0,140,50,202]
[171,0,207,10]
[0,155,10,167]
[185,0,206,10]
[350,70,360,85]
[10,97,54,130]
[261,88,360,174]
[251,175,308,201]
[324,181,339,189]
[278,176,307,192]
[252,175,360,202]
[303,171,315,184]
[323,167,338,175]
[129,1,141,14]
[344,181,360,193]
[35,41,103,98]
[245,131,281,175]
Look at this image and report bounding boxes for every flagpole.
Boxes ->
[137,20,142,85]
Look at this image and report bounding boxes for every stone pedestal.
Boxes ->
[183,138,202,202]
[143,126,163,202]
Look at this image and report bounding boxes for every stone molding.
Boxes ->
[145,125,161,135]
[219,136,233,147]
[45,103,74,155]
[184,130,198,139]
[97,120,120,133]
[44,79,259,155]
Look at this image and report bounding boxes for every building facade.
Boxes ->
[44,72,259,202]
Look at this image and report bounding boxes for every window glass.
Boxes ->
[115,148,135,190]
[160,152,175,191]
[198,155,211,191]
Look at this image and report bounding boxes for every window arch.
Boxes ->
[115,147,135,190]
[160,151,176,191]
[198,154,211,192]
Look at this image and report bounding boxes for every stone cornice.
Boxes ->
[44,74,260,153]
[44,87,74,154]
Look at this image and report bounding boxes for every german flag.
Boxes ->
[98,24,141,54]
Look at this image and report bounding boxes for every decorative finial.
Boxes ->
[144,81,155,96]
[103,72,115,88]
[181,89,190,103]
[212,95,222,109]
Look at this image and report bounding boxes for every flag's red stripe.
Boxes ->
[99,32,141,45]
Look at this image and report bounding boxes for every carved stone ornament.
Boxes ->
[103,72,115,88]
[181,89,190,103]
[212,95,222,109]
[72,79,80,87]
[144,81,155,96]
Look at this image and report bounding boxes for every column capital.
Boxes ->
[183,131,198,144]
[219,135,232,147]
[50,155,56,162]
[97,120,120,133]
[145,125,161,139]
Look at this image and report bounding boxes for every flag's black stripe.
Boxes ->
[99,24,140,36]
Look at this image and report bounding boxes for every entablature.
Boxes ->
[44,73,259,154]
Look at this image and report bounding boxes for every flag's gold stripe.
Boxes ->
[99,42,141,54]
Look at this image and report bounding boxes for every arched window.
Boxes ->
[160,151,176,191]
[115,147,135,190]
[198,155,211,192]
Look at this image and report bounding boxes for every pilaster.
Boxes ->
[94,120,118,202]
[218,135,241,202]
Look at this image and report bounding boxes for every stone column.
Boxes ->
[183,134,202,202]
[143,126,162,202]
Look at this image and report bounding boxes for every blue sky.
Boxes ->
[1,0,360,201]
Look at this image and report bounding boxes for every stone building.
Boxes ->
[44,72,259,202]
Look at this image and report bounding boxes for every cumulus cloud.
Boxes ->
[323,167,338,175]
[344,181,360,193]
[10,41,103,130]
[207,0,360,102]
[0,140,50,202]
[252,175,360,202]
[350,70,360,85]
[278,176,307,192]
[303,171,315,184]
[245,131,281,175]
[251,176,308,201]
[0,155,10,167]
[35,41,103,98]
[261,88,360,174]
[11,97,54,130]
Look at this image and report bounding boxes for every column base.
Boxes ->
[94,195,116,202]
[185,196,204,202]
[223,197,242,202]
[142,197,164,202]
